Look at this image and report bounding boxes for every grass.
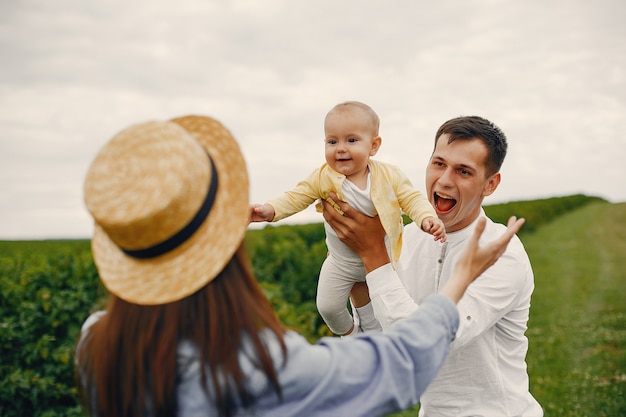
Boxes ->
[388,201,626,416]
[523,202,626,416]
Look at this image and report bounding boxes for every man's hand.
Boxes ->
[322,192,390,272]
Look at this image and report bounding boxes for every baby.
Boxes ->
[250,101,445,336]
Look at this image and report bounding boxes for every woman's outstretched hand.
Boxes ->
[441,216,526,303]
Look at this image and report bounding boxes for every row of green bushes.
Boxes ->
[483,193,606,234]
[0,241,105,417]
[245,222,329,340]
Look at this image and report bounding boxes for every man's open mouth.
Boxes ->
[434,192,456,212]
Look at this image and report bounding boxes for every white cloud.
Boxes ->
[1,0,625,239]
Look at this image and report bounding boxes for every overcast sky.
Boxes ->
[1,0,624,240]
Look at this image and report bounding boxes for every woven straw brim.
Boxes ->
[89,116,249,305]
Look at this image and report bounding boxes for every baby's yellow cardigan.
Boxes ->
[268,160,436,266]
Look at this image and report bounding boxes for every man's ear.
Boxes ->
[370,136,382,156]
[482,172,501,197]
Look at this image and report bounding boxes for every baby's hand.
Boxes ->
[249,204,275,223]
[422,216,447,243]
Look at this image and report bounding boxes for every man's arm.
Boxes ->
[323,193,410,329]
[323,193,524,303]
[365,216,526,329]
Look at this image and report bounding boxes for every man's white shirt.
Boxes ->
[366,210,543,416]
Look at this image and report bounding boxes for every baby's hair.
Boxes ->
[327,101,380,136]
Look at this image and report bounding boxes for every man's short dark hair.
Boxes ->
[434,116,508,176]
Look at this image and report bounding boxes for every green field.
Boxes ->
[524,202,626,416]
[1,197,624,416]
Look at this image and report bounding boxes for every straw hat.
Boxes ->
[84,115,249,305]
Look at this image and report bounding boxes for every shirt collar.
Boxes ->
[443,208,486,244]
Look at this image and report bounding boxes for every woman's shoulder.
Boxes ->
[80,310,106,333]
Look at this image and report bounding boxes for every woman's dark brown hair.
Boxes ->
[76,244,287,417]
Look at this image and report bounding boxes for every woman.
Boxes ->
[75,115,524,417]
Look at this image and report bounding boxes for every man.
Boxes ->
[323,116,543,416]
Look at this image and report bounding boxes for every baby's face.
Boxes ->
[324,108,380,180]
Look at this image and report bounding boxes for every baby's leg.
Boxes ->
[350,281,371,307]
[316,256,360,335]
[351,282,382,332]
